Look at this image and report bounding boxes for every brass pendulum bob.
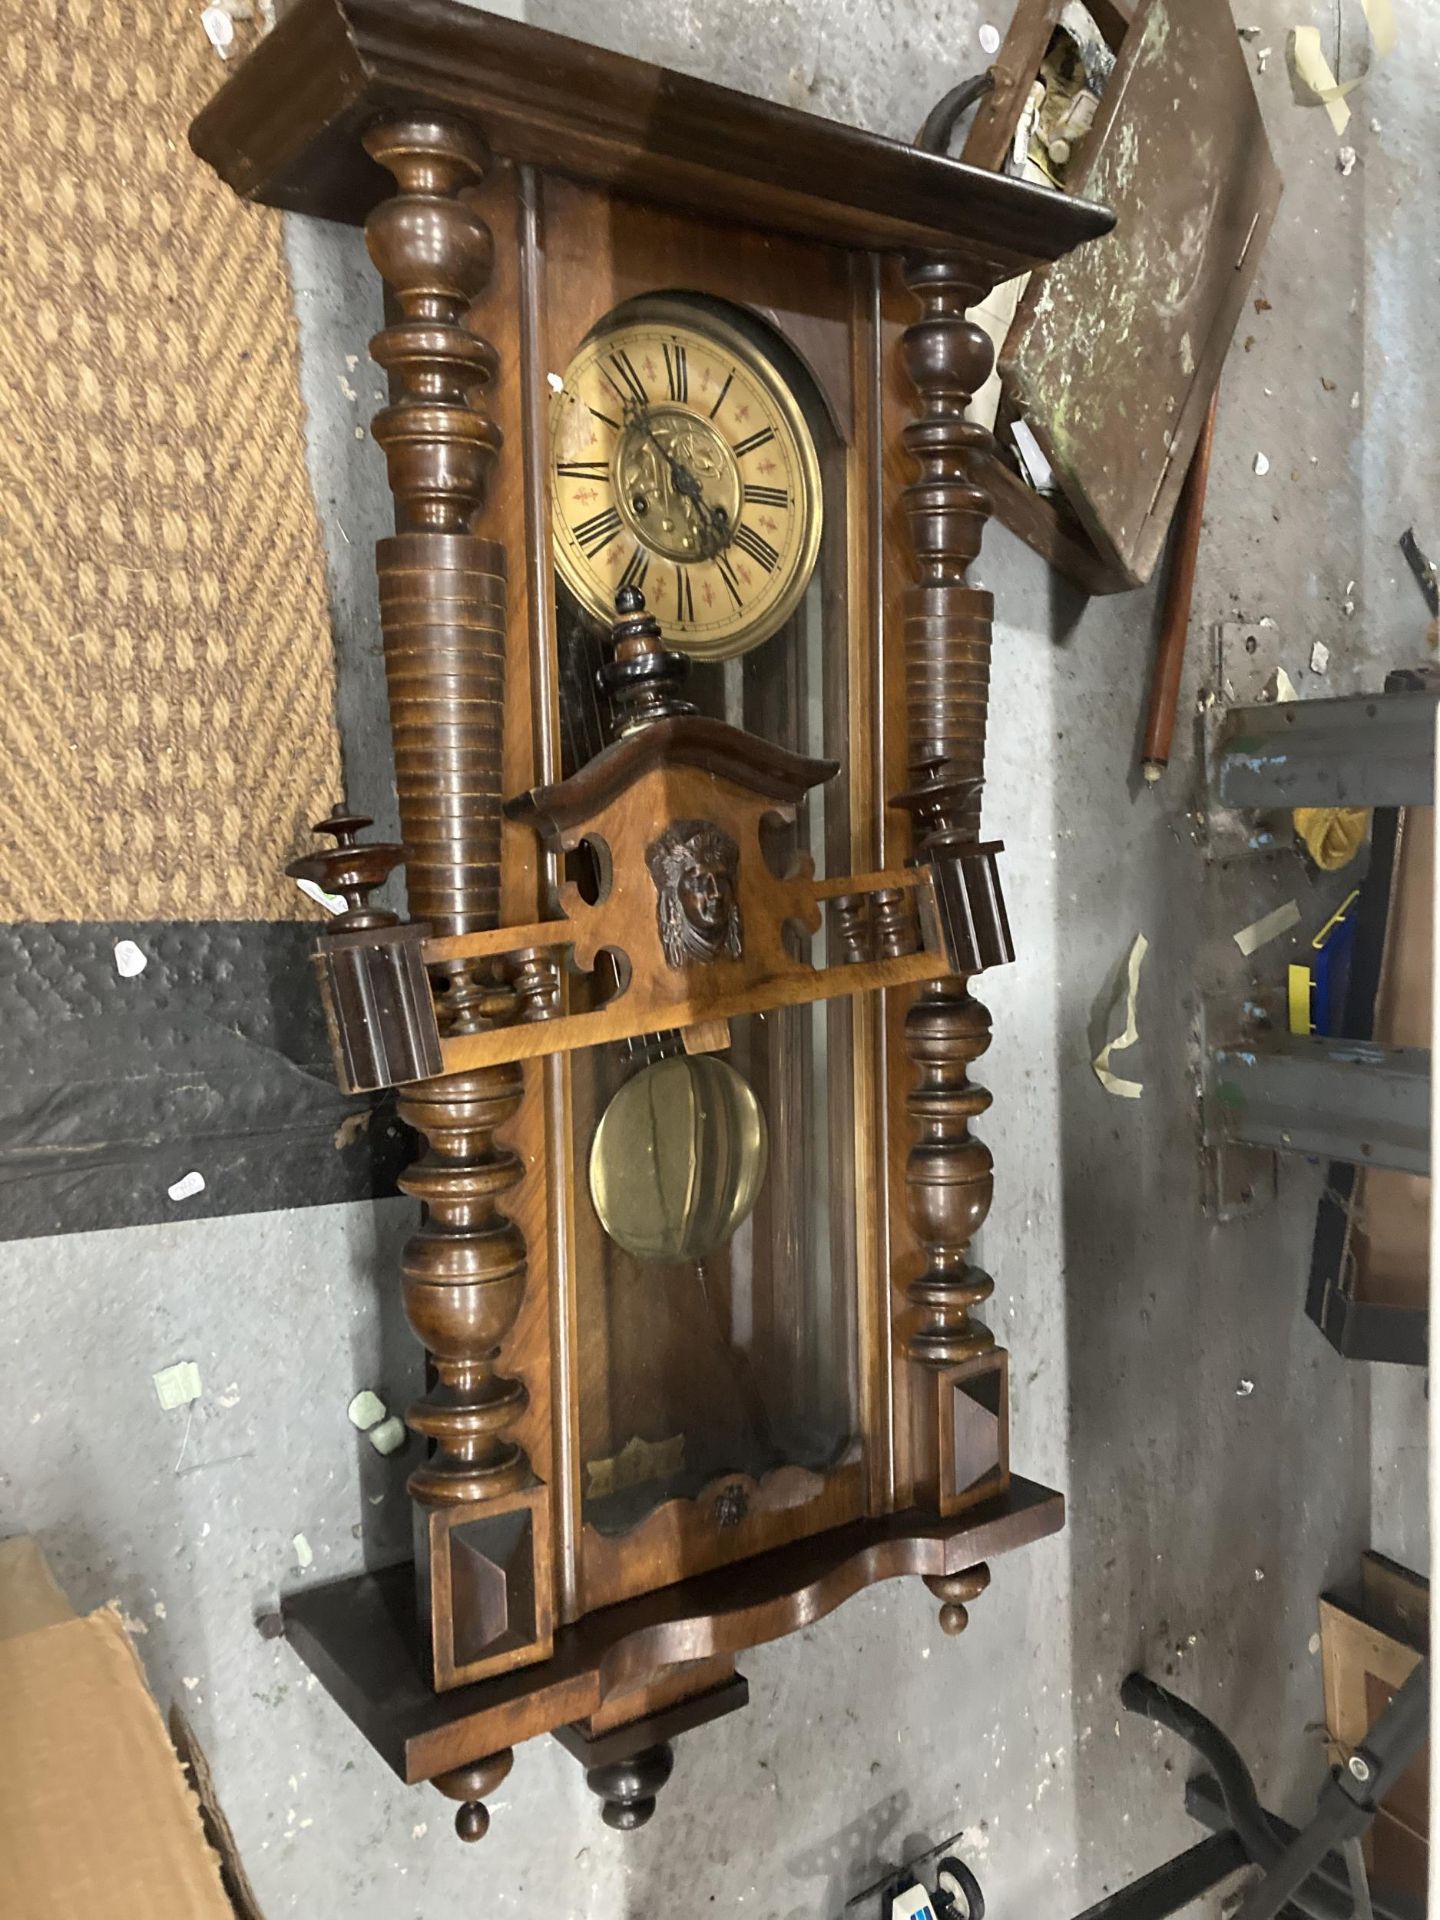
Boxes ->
[585,587,769,1265]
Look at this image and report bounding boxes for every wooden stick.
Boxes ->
[1141,387,1220,782]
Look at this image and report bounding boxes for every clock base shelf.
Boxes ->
[280,1477,1063,1806]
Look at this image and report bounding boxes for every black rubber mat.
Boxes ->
[0,921,404,1242]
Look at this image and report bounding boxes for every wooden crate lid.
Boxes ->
[998,0,1281,588]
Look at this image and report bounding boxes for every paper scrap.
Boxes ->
[1290,26,1354,135]
[347,1389,387,1432]
[978,21,1001,53]
[292,1533,314,1571]
[153,1361,203,1412]
[1092,934,1148,1100]
[1310,639,1330,674]
[1253,451,1270,476]
[1237,1378,1255,1398]
[1233,899,1301,956]
[295,876,346,916]
[113,938,148,978]
[367,1415,408,1456]
[1263,667,1298,703]
[1337,146,1357,175]
[200,5,235,56]
[108,1598,149,1637]
[1011,418,1057,493]
[167,1169,206,1203]
[1256,46,1272,72]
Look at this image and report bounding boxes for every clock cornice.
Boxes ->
[190,0,1114,272]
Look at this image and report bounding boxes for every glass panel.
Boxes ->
[556,298,858,1547]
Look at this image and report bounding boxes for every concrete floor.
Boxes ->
[2,0,1433,1913]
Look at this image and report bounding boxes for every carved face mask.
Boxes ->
[646,819,743,969]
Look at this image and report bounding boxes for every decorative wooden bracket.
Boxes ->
[295,715,1001,1094]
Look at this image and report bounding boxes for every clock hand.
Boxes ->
[629,407,730,559]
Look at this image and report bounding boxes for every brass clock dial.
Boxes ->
[550,302,823,662]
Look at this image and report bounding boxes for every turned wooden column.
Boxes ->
[892,256,1011,1585]
[363,113,551,1697]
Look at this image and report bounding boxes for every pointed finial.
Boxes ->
[286,804,406,929]
[600,587,695,736]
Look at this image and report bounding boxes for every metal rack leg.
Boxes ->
[1068,1834,1249,1920]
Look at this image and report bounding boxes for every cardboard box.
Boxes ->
[0,1536,236,1919]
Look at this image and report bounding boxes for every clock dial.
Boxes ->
[550,303,823,661]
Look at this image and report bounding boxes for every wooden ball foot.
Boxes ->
[924,1563,991,1636]
[585,1741,674,1830]
[432,1749,514,1843]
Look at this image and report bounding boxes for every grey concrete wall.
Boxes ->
[2,1,1432,1914]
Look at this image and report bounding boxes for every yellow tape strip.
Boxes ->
[1092,933,1148,1100]
[1290,25,1356,135]
[1291,0,1395,138]
[1361,0,1396,58]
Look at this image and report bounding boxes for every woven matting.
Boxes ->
[0,0,342,921]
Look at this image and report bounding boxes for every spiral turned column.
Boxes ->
[892,255,1011,1560]
[364,114,547,1699]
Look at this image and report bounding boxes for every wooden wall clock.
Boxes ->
[191,0,1112,1842]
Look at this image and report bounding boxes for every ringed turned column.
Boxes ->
[363,113,550,1695]
[892,254,1013,1569]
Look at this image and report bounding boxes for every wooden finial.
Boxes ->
[285,805,404,929]
[582,1742,675,1831]
[432,1750,514,1843]
[600,585,695,736]
[924,1563,991,1636]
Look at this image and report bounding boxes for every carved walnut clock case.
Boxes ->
[191,0,1111,1840]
